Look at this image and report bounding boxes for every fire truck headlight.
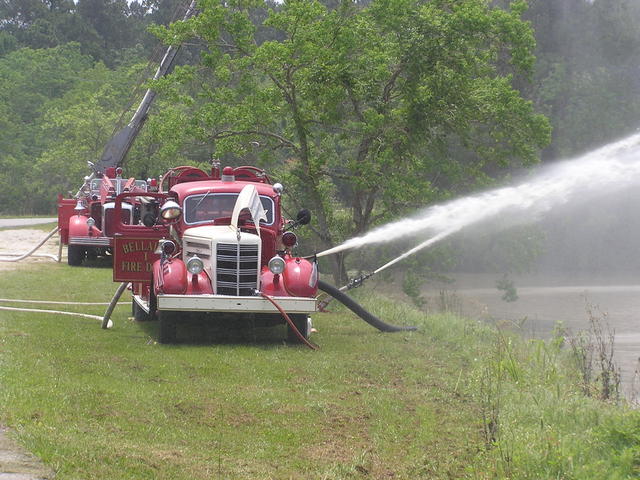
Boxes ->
[187,255,204,275]
[160,200,182,220]
[86,217,96,228]
[268,256,286,275]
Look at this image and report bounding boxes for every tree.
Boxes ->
[155,0,549,281]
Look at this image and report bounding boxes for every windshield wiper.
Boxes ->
[192,189,213,219]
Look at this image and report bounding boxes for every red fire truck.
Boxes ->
[57,168,151,265]
[109,164,318,343]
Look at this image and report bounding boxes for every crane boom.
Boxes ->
[95,0,198,175]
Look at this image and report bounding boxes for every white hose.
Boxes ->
[0,298,113,306]
[0,227,61,262]
[0,305,112,328]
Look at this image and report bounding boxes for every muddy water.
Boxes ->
[427,273,640,400]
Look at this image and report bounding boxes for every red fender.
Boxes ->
[186,271,213,295]
[154,258,188,295]
[260,268,290,296]
[282,256,318,297]
[68,215,93,237]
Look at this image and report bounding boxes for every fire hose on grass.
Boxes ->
[317,280,417,333]
[0,226,62,262]
[0,301,115,328]
[260,292,319,350]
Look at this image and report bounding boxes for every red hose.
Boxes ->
[259,292,318,350]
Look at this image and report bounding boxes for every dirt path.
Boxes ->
[0,427,54,479]
[0,228,61,272]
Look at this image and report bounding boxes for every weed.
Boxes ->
[401,270,427,309]
[566,300,621,401]
[436,289,461,315]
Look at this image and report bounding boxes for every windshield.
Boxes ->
[184,193,275,225]
[90,178,147,193]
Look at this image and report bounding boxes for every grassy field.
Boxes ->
[1,263,639,479]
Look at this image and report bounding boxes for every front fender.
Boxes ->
[282,256,318,298]
[154,258,188,295]
[68,215,96,237]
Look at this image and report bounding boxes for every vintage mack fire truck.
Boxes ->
[57,168,152,265]
[109,164,318,343]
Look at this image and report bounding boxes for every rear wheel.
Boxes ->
[287,314,311,343]
[158,311,178,344]
[67,245,84,266]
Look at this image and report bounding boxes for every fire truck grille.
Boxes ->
[216,243,259,296]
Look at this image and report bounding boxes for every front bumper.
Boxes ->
[69,236,111,246]
[157,294,317,314]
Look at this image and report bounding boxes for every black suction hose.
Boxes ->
[318,280,417,332]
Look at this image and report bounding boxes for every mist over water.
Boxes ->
[319,132,640,258]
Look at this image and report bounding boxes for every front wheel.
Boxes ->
[67,245,85,266]
[133,298,156,322]
[158,311,178,344]
[287,314,311,343]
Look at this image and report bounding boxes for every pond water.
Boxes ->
[427,273,640,401]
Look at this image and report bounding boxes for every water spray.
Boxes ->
[317,229,457,310]
[318,132,640,260]
[316,132,640,307]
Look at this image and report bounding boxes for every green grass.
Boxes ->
[1,264,639,479]
[0,264,482,479]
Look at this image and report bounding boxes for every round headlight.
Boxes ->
[268,256,286,275]
[160,200,182,220]
[86,217,96,228]
[187,255,204,275]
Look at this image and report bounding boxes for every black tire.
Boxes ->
[133,298,156,322]
[158,311,178,344]
[67,245,84,266]
[287,314,310,343]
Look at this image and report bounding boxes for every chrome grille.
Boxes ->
[216,243,259,296]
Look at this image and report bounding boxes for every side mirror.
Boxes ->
[296,208,311,226]
[285,209,311,231]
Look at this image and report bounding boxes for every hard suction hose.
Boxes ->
[317,280,417,332]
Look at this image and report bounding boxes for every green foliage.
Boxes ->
[401,269,427,309]
[152,0,550,281]
[496,273,519,302]
[525,0,640,158]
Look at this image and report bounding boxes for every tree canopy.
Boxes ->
[151,0,550,279]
